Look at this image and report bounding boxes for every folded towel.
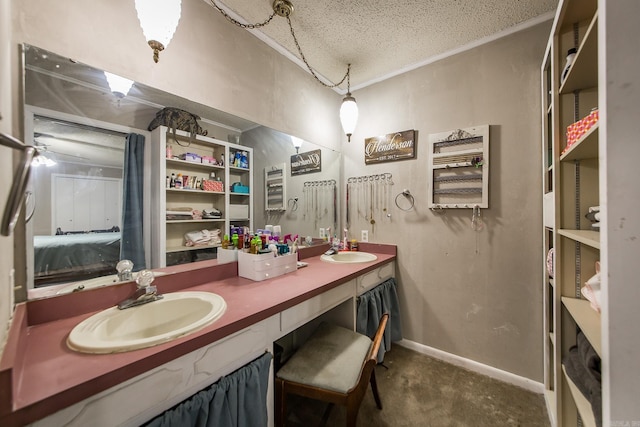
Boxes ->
[581,272,601,313]
[184,229,221,247]
[562,332,602,427]
[578,331,601,383]
[585,211,601,222]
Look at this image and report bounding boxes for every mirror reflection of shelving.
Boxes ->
[150,127,253,267]
[265,163,286,212]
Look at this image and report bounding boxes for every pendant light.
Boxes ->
[104,72,134,98]
[291,136,304,153]
[339,64,358,142]
[135,0,182,63]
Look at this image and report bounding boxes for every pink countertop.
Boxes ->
[0,243,396,426]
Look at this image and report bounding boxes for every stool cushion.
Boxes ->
[276,323,372,393]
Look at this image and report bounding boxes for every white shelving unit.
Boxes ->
[150,126,253,267]
[541,1,601,426]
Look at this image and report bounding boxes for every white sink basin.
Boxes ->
[320,252,378,264]
[67,291,226,354]
[56,271,169,295]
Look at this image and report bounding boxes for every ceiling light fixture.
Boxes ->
[291,136,303,153]
[135,0,182,63]
[104,71,134,98]
[339,64,358,142]
[31,154,57,168]
[209,0,358,142]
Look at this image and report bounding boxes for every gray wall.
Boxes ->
[341,22,551,381]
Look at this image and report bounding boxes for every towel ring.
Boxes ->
[394,189,415,211]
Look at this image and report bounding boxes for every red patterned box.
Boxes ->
[564,108,599,154]
[202,180,224,192]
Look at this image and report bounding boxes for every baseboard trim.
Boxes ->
[396,339,545,394]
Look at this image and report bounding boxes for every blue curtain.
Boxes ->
[357,278,403,363]
[145,352,273,427]
[120,133,145,270]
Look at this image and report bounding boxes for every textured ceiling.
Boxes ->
[213,0,558,91]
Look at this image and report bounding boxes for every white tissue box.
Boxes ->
[237,251,297,282]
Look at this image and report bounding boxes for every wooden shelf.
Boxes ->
[166,219,224,224]
[167,157,224,171]
[557,0,597,32]
[562,365,597,427]
[166,244,219,254]
[544,389,557,426]
[558,229,600,249]
[562,297,602,356]
[560,123,599,162]
[166,188,225,195]
[559,12,599,94]
[229,166,250,173]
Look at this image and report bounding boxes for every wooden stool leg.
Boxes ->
[370,370,383,409]
[346,404,360,427]
[275,378,286,427]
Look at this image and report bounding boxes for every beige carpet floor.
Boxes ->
[282,344,550,427]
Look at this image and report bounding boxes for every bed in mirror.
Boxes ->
[22,44,341,300]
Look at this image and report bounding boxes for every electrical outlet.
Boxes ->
[361,230,369,242]
[319,228,326,239]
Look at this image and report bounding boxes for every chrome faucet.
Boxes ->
[117,269,163,310]
[116,259,134,282]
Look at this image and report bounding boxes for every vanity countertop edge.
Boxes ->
[0,243,396,426]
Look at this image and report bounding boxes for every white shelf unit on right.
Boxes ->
[542,1,601,426]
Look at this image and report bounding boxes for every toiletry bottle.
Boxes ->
[241,151,248,168]
[170,173,176,188]
[561,48,577,85]
[219,154,224,166]
[350,239,359,251]
[221,234,230,249]
[166,176,170,188]
[166,143,172,159]
[175,173,183,189]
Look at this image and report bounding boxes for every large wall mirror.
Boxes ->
[22,44,341,301]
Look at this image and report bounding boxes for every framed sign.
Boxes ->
[291,149,321,176]
[364,129,416,164]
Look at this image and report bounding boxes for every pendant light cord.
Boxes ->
[286,16,350,89]
[209,0,277,29]
[209,0,350,91]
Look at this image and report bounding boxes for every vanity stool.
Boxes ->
[275,313,389,427]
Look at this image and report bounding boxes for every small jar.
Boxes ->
[350,239,359,251]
